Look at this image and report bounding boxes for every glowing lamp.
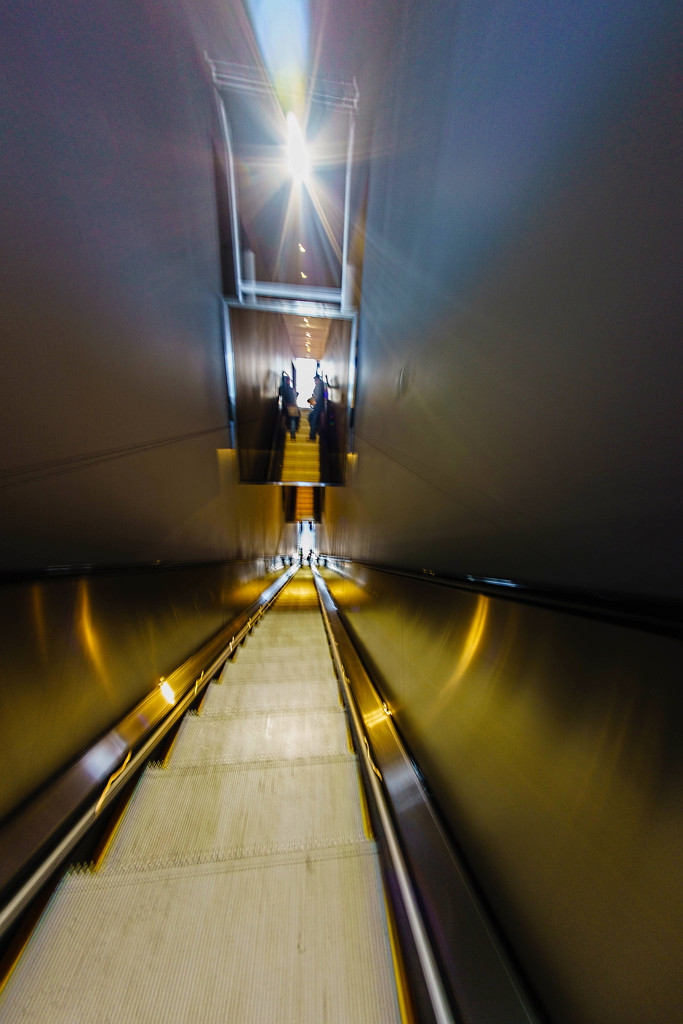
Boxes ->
[160,679,176,705]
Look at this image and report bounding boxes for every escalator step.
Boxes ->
[100,758,369,872]
[169,710,352,768]
[0,847,401,1024]
[203,678,340,715]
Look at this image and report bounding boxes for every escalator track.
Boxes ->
[0,569,403,1023]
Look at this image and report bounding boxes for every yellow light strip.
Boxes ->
[91,787,135,872]
[95,751,131,814]
[160,729,180,768]
[356,763,374,841]
[0,888,53,998]
[383,887,416,1024]
[346,721,355,755]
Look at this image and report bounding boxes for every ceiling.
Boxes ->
[214,64,357,292]
[281,312,330,361]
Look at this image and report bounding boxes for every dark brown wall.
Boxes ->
[322,563,683,1024]
[0,559,284,823]
[229,306,295,482]
[0,2,284,571]
[320,317,352,482]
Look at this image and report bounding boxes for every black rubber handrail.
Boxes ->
[0,563,298,940]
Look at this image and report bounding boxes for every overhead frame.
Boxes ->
[207,55,358,313]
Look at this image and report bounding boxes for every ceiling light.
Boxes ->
[286,112,309,183]
[301,271,307,279]
[306,332,311,337]
[298,243,306,253]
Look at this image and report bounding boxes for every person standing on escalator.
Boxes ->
[307,373,324,441]
[280,374,300,441]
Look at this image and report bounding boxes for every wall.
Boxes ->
[0,2,292,824]
[322,562,683,1024]
[0,1,284,571]
[229,306,295,482]
[0,559,285,824]
[320,317,352,484]
[322,0,683,599]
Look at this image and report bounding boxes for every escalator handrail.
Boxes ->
[313,566,542,1024]
[313,568,456,1024]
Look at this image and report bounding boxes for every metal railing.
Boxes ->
[312,566,542,1024]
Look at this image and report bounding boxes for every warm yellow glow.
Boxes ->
[425,594,490,724]
[77,580,112,695]
[301,271,307,278]
[298,243,306,252]
[306,331,311,337]
[160,679,176,705]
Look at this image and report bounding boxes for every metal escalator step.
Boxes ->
[225,655,335,677]
[264,606,325,614]
[203,679,340,715]
[235,614,327,637]
[229,644,332,663]
[170,710,351,767]
[253,619,327,635]
[0,846,401,1024]
[100,758,368,871]
[218,660,337,686]
[249,627,328,646]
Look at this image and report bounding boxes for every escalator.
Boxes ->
[0,570,402,1023]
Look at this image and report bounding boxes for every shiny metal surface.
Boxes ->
[0,564,297,938]
[320,561,683,1024]
[0,560,289,825]
[314,568,541,1024]
[229,305,294,482]
[319,317,354,483]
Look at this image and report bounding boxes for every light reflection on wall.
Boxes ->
[77,579,113,699]
[425,593,489,725]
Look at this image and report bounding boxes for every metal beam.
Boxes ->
[215,89,243,303]
[341,110,356,311]
[241,281,343,304]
